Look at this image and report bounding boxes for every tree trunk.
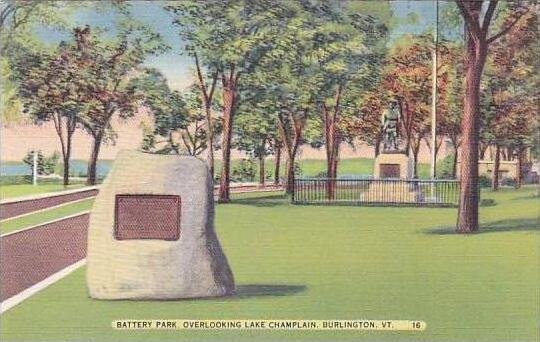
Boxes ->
[218,84,236,203]
[479,143,488,160]
[456,43,486,233]
[62,130,74,186]
[63,155,70,186]
[285,155,295,194]
[412,146,420,179]
[492,144,500,190]
[274,144,281,185]
[515,148,523,189]
[258,154,265,186]
[194,54,217,180]
[86,134,103,186]
[205,113,215,179]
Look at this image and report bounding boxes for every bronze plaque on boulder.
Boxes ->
[380,163,400,178]
[114,194,180,241]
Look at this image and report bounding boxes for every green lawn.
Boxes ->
[1,187,538,342]
[0,183,87,200]
[218,157,431,180]
[0,198,94,235]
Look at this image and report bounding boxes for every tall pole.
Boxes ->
[430,0,439,180]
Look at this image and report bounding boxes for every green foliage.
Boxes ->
[135,72,221,156]
[231,158,257,182]
[0,175,32,186]
[478,175,491,188]
[22,150,59,176]
[436,154,456,179]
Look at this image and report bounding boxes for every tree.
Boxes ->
[379,36,455,178]
[168,0,298,202]
[133,68,189,154]
[0,2,95,123]
[234,91,278,186]
[193,52,219,177]
[454,1,531,233]
[356,91,387,158]
[22,150,58,176]
[305,1,390,198]
[73,22,167,185]
[440,56,464,179]
[19,36,89,185]
[180,87,222,156]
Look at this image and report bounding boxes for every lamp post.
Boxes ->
[32,150,38,186]
[430,0,439,181]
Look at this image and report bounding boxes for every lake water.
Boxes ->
[0,160,113,177]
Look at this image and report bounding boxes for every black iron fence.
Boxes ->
[293,178,460,206]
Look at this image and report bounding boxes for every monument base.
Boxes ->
[361,181,424,203]
[374,152,414,179]
[365,152,423,203]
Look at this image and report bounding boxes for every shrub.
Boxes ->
[314,171,327,178]
[501,177,516,187]
[22,150,59,176]
[478,175,491,188]
[231,159,257,182]
[0,175,32,185]
[436,154,456,179]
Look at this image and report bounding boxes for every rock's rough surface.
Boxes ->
[86,150,235,299]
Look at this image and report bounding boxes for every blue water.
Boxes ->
[0,160,113,177]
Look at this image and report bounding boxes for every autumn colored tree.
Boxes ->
[19,35,88,185]
[483,8,538,189]
[439,56,464,178]
[356,91,388,158]
[73,22,167,185]
[381,35,454,177]
[454,1,531,233]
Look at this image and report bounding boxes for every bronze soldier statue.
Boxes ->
[381,101,400,152]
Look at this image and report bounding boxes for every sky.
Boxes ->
[36,0,444,91]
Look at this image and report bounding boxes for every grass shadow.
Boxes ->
[233,284,306,298]
[424,218,539,235]
[510,193,539,201]
[92,284,307,303]
[229,194,290,207]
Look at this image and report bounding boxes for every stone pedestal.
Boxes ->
[363,152,423,203]
[373,153,413,179]
[86,150,235,300]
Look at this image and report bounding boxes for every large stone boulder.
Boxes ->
[86,150,235,300]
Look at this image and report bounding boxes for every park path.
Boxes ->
[0,214,89,301]
[0,184,281,220]
[0,188,98,220]
[0,185,283,303]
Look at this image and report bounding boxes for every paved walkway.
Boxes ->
[0,189,98,220]
[0,214,89,301]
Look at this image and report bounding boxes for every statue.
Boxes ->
[381,101,400,153]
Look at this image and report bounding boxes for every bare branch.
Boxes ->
[487,6,530,44]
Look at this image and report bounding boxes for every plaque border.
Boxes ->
[113,194,181,241]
